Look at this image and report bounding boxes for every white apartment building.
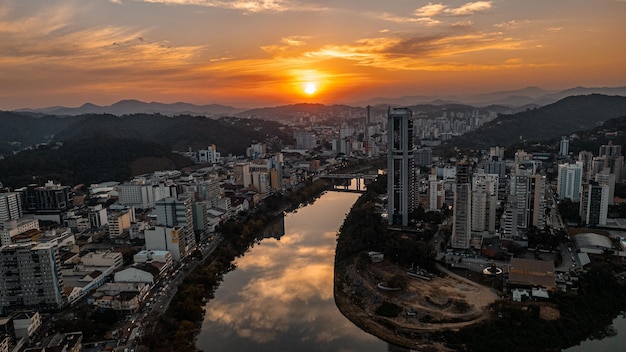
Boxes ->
[471,173,498,236]
[557,162,583,201]
[145,226,184,261]
[117,180,177,208]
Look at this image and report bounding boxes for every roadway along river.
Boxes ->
[195,191,391,352]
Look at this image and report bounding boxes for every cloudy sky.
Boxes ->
[1,0,625,109]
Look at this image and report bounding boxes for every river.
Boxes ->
[195,191,390,352]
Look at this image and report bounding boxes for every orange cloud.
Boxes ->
[136,0,327,13]
[415,1,492,17]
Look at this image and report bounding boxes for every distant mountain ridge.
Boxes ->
[11,86,626,117]
[357,86,626,108]
[16,99,243,117]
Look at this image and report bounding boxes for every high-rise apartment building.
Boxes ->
[484,160,507,178]
[578,151,594,182]
[489,146,505,161]
[155,197,196,255]
[599,140,622,157]
[510,174,546,232]
[452,160,472,248]
[471,173,498,236]
[294,131,317,150]
[0,242,66,314]
[15,181,73,222]
[415,148,432,167]
[0,192,22,229]
[427,174,444,211]
[501,196,519,239]
[557,162,583,201]
[387,108,416,226]
[580,181,609,227]
[559,136,569,157]
[233,163,252,188]
[594,171,616,205]
[598,141,624,182]
[196,178,222,207]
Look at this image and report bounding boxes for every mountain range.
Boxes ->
[11,86,626,117]
[357,86,626,110]
[16,99,242,117]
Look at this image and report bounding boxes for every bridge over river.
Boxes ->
[317,173,379,192]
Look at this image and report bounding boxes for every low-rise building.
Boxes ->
[81,251,123,269]
[114,267,155,285]
[12,311,41,339]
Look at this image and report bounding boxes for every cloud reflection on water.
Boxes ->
[200,192,380,348]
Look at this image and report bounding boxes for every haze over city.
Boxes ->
[1,0,625,110]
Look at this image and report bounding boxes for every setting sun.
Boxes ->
[304,82,317,95]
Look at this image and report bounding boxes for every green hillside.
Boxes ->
[446,94,626,149]
[0,137,192,188]
[0,113,294,188]
[53,114,293,155]
[0,112,83,155]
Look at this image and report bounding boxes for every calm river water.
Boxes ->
[195,189,625,352]
[195,191,390,352]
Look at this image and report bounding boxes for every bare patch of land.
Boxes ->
[335,257,500,351]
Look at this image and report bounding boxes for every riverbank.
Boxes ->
[142,179,332,352]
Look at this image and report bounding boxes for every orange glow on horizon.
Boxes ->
[1,1,624,110]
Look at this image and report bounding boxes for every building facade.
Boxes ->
[387,108,417,227]
[155,197,196,254]
[452,160,472,248]
[580,181,609,227]
[0,242,66,314]
[0,193,22,228]
[557,162,583,201]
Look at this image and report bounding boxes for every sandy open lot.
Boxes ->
[335,258,500,351]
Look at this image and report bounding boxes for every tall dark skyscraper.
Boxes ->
[387,108,416,227]
[452,160,471,248]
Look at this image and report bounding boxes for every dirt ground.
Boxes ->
[335,258,500,351]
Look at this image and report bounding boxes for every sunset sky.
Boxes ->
[1,0,625,109]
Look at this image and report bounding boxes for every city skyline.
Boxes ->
[1,0,625,110]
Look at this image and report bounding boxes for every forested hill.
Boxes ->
[0,112,293,157]
[0,112,82,156]
[446,94,626,149]
[0,113,293,188]
[0,137,194,188]
[52,114,292,155]
[502,115,626,159]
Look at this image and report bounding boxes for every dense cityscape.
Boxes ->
[1,1,625,351]
[0,92,624,351]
